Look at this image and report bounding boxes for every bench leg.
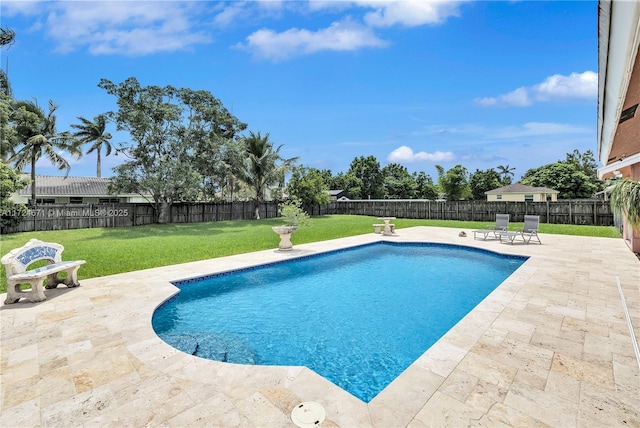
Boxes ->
[4,278,47,304]
[374,225,381,233]
[45,266,82,289]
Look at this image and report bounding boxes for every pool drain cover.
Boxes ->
[291,401,326,427]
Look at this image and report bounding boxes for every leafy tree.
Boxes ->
[348,155,383,199]
[196,137,245,201]
[521,162,599,199]
[414,171,438,199]
[469,168,501,200]
[609,179,640,230]
[71,114,113,178]
[99,77,246,222]
[286,166,330,206]
[439,164,471,200]
[564,149,601,188]
[564,149,597,173]
[0,68,11,98]
[10,99,81,204]
[317,169,334,189]
[434,164,446,198]
[329,171,362,199]
[181,87,249,202]
[0,85,15,161]
[0,160,29,229]
[236,131,297,219]
[381,163,416,199]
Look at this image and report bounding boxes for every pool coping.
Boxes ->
[1,226,639,427]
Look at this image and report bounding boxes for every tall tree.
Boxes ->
[414,171,438,199]
[381,163,416,199]
[470,168,502,200]
[0,160,29,229]
[439,164,471,200]
[329,171,362,199]
[521,162,599,199]
[99,77,246,222]
[236,131,297,219]
[348,155,383,199]
[196,137,245,201]
[71,114,113,178]
[286,166,330,206]
[1,68,14,161]
[496,164,516,185]
[564,149,600,183]
[10,99,81,204]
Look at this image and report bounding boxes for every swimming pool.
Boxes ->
[152,242,527,402]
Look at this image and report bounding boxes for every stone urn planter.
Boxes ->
[272,198,310,251]
[272,225,299,251]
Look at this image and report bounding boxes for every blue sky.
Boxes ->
[2,0,597,181]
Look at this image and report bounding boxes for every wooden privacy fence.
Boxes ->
[2,199,614,233]
[2,201,280,233]
[333,199,614,225]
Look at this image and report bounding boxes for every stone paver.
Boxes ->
[1,226,638,427]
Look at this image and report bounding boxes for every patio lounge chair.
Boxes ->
[518,215,541,244]
[499,215,541,244]
[473,214,509,240]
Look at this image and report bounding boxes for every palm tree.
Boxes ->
[11,99,81,205]
[0,26,15,48]
[497,164,516,185]
[609,178,640,230]
[71,114,113,178]
[236,131,297,219]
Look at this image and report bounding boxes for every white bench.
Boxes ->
[373,224,395,234]
[2,239,86,304]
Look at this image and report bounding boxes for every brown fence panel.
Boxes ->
[332,199,613,226]
[3,199,614,234]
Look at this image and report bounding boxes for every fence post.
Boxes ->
[569,201,572,225]
[546,200,549,223]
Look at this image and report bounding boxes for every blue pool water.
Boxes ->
[152,242,526,402]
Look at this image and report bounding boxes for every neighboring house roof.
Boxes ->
[485,183,559,195]
[17,175,138,197]
[328,189,347,196]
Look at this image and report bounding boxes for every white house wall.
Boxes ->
[597,0,640,166]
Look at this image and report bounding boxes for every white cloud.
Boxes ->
[360,0,467,27]
[213,0,286,27]
[492,122,592,139]
[534,71,597,101]
[11,1,211,56]
[476,71,597,107]
[307,1,467,27]
[237,19,388,61]
[387,145,454,163]
[5,0,469,59]
[418,122,592,140]
[1,0,43,16]
[213,2,249,27]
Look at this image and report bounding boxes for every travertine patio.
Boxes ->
[1,226,638,427]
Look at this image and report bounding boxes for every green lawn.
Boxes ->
[0,215,621,293]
